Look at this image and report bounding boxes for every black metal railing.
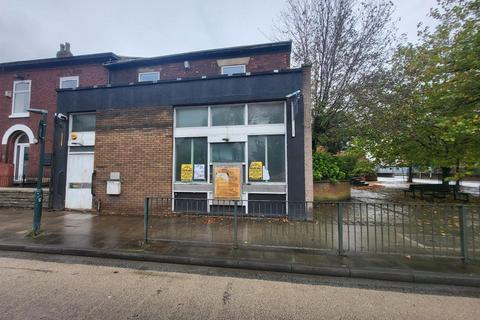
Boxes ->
[0,175,50,188]
[143,197,480,261]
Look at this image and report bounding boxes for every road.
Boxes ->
[0,251,479,320]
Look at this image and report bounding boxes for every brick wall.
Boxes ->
[94,106,173,214]
[0,64,108,177]
[110,52,291,85]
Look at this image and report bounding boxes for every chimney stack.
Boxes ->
[56,42,73,58]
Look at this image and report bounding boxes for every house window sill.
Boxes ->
[9,113,30,119]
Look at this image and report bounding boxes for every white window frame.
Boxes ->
[10,80,31,118]
[221,65,246,75]
[138,71,160,82]
[59,76,79,89]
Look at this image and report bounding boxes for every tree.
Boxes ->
[275,0,396,152]
[356,0,480,183]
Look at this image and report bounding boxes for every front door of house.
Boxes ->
[65,150,94,210]
[14,133,29,182]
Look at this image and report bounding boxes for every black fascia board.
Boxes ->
[56,68,302,92]
[105,41,292,69]
[0,53,120,72]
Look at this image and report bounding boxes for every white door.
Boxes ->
[65,152,94,209]
[14,133,30,182]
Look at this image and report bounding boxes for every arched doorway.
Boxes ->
[13,133,30,182]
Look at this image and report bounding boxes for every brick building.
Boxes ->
[0,49,118,186]
[50,41,314,217]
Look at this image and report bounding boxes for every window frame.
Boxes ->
[210,104,246,126]
[138,71,160,82]
[174,137,208,183]
[175,106,209,128]
[221,64,246,76]
[70,113,96,133]
[247,135,286,183]
[10,80,31,118]
[59,76,79,89]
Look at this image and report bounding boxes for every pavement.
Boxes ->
[1,208,480,288]
[1,250,479,320]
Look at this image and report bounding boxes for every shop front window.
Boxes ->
[211,105,245,126]
[175,137,207,182]
[248,135,285,182]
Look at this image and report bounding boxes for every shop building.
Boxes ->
[50,41,313,216]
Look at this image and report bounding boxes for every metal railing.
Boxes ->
[0,175,51,188]
[144,197,480,261]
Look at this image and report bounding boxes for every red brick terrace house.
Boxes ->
[0,45,119,186]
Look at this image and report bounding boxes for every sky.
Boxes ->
[0,0,438,62]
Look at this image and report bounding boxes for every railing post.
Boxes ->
[458,205,468,262]
[233,200,238,249]
[144,198,149,244]
[338,203,344,255]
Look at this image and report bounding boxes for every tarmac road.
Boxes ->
[0,250,479,320]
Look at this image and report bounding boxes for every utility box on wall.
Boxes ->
[106,172,121,195]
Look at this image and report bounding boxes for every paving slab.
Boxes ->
[1,207,480,287]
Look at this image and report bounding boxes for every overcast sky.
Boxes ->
[0,0,437,62]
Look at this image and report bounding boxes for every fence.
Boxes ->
[0,175,51,188]
[144,197,480,261]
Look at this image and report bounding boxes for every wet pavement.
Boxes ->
[1,207,480,277]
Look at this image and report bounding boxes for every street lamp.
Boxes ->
[27,108,48,235]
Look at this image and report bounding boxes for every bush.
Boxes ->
[352,159,376,176]
[313,152,346,182]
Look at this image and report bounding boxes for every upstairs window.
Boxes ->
[138,72,160,82]
[11,80,31,117]
[59,76,79,89]
[221,65,246,76]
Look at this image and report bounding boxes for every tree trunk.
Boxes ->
[407,166,413,183]
[441,167,451,185]
[455,160,460,187]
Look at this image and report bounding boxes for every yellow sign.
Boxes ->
[70,132,78,140]
[214,165,241,200]
[180,164,193,182]
[248,161,263,180]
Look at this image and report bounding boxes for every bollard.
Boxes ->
[144,198,149,244]
[338,203,344,255]
[233,200,238,249]
[458,206,468,262]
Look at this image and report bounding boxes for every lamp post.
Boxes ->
[27,108,48,234]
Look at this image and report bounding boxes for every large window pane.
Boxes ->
[248,102,284,124]
[176,108,208,127]
[211,105,244,126]
[175,137,207,182]
[267,135,285,182]
[13,92,29,114]
[211,143,245,162]
[248,135,285,182]
[72,114,96,132]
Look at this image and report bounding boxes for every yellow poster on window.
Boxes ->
[180,164,193,182]
[248,161,263,180]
